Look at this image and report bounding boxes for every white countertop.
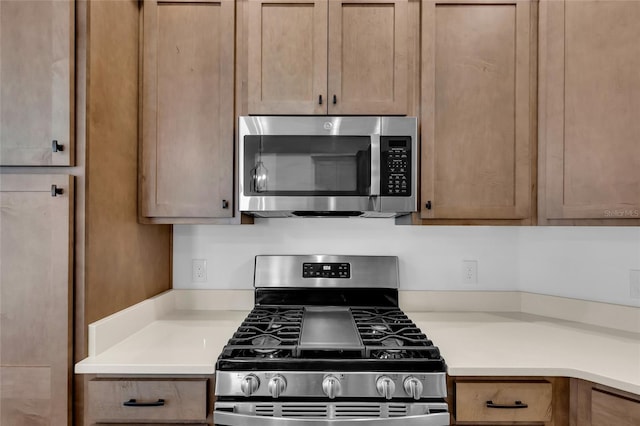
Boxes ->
[410,312,640,394]
[75,290,640,395]
[76,310,246,375]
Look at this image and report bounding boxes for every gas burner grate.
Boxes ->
[352,307,441,360]
[222,306,303,359]
[218,305,443,363]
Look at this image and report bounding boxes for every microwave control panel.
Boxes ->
[381,136,411,196]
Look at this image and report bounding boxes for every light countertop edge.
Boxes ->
[75,290,640,396]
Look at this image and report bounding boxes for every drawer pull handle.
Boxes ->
[123,398,165,407]
[486,400,528,409]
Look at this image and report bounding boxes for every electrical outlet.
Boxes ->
[192,259,207,283]
[630,270,640,299]
[462,260,478,284]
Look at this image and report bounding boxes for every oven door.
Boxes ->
[214,401,450,426]
[239,116,381,216]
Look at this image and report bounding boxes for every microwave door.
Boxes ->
[370,134,381,197]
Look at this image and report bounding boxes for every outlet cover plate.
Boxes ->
[192,259,207,283]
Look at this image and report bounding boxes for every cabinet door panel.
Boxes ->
[540,0,640,221]
[0,0,73,165]
[421,1,533,220]
[591,389,640,426]
[142,0,234,218]
[248,0,327,114]
[328,0,407,115]
[0,174,72,425]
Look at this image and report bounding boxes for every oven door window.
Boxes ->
[244,135,371,196]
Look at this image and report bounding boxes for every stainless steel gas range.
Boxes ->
[214,255,449,426]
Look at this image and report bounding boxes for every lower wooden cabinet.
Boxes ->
[456,381,552,423]
[571,379,640,426]
[450,376,570,425]
[86,376,214,425]
[0,174,73,425]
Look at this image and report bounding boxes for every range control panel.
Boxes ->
[381,136,412,196]
[303,263,351,279]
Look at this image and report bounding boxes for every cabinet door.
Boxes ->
[141,0,234,218]
[248,0,328,115]
[0,174,72,425]
[539,0,640,223]
[420,0,534,221]
[572,379,640,426]
[0,0,74,166]
[328,0,408,115]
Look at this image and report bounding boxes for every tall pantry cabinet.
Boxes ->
[0,1,173,425]
[0,175,73,425]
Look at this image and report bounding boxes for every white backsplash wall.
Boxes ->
[173,219,640,307]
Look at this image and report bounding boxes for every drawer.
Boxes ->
[455,381,552,423]
[88,379,208,423]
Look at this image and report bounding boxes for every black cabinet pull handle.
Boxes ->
[52,140,63,152]
[222,199,229,209]
[425,200,432,210]
[51,185,63,197]
[332,95,337,104]
[123,398,165,407]
[319,95,323,105]
[486,400,528,409]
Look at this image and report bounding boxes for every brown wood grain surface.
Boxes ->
[328,0,408,115]
[248,0,328,114]
[0,0,74,166]
[141,0,234,218]
[539,0,640,223]
[421,0,535,222]
[1,174,73,425]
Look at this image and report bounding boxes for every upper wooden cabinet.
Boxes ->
[1,174,72,425]
[538,0,640,225]
[247,0,409,115]
[419,0,536,224]
[0,0,74,166]
[141,0,234,219]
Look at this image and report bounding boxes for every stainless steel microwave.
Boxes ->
[239,116,417,218]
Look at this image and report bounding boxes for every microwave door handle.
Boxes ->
[214,411,450,426]
[370,134,381,197]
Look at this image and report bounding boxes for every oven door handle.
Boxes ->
[214,411,449,426]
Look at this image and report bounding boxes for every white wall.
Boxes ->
[173,220,640,307]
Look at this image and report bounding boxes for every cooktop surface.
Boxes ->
[216,305,445,372]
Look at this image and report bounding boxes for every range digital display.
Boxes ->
[303,263,351,279]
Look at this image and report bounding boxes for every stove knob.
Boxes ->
[322,375,341,399]
[268,375,287,399]
[240,374,260,397]
[403,377,424,400]
[376,376,396,400]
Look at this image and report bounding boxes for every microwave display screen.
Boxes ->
[244,135,371,196]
